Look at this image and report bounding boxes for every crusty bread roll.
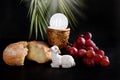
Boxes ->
[3,41,28,66]
[27,41,51,63]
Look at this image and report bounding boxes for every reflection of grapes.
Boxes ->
[64,32,110,67]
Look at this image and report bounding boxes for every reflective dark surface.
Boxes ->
[0,0,120,80]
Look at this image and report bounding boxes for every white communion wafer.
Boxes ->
[50,13,68,30]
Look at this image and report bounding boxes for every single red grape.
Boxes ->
[100,56,110,67]
[85,39,96,48]
[94,54,103,64]
[65,46,71,52]
[77,37,85,46]
[78,49,87,57]
[84,32,92,40]
[69,47,78,56]
[86,50,96,58]
[96,50,105,56]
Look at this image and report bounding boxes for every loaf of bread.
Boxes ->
[3,41,28,66]
[3,41,51,66]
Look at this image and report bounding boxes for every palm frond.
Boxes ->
[25,0,84,40]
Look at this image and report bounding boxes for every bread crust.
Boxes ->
[3,41,28,66]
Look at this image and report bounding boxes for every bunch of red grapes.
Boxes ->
[65,32,110,67]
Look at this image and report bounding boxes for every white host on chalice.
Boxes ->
[50,45,76,68]
[50,13,68,30]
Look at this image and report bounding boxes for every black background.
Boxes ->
[0,0,120,80]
